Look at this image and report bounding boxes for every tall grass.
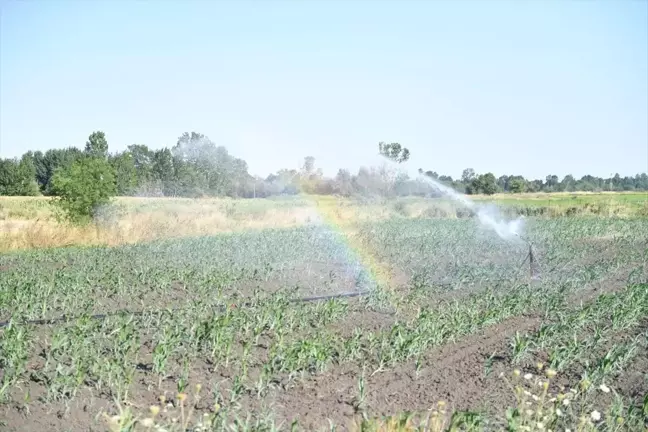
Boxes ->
[0,197,316,252]
[1,193,646,253]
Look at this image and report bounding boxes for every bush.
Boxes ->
[50,157,116,223]
[393,200,409,217]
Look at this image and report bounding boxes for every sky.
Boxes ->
[1,0,647,180]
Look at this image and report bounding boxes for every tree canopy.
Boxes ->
[0,132,646,206]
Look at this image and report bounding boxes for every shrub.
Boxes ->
[50,156,116,223]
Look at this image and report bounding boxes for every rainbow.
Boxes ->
[305,195,394,291]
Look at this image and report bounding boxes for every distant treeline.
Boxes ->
[1,131,647,198]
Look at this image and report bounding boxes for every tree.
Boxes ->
[50,157,116,223]
[85,131,109,159]
[299,156,325,193]
[152,148,176,196]
[508,178,526,193]
[481,174,498,195]
[128,144,155,187]
[33,147,83,194]
[4,129,648,200]
[302,156,315,175]
[16,154,40,195]
[544,174,559,191]
[0,157,40,196]
[172,155,206,197]
[378,142,410,163]
[461,168,476,184]
[334,169,354,196]
[170,131,253,196]
[110,152,138,195]
[561,174,575,192]
[418,169,439,179]
[466,173,497,195]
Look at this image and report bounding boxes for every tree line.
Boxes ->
[1,131,647,203]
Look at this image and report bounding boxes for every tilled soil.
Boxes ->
[0,312,542,431]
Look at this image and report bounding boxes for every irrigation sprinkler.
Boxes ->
[1,236,543,330]
[516,234,542,281]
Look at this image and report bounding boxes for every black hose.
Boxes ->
[0,289,372,329]
[0,249,542,330]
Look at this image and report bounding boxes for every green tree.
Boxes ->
[33,147,83,194]
[508,178,526,193]
[127,144,155,187]
[467,173,498,195]
[172,155,206,197]
[461,168,476,184]
[378,142,410,163]
[0,157,40,196]
[85,131,109,159]
[560,174,575,192]
[171,131,251,196]
[0,159,21,195]
[481,173,499,195]
[152,148,176,196]
[110,152,138,195]
[544,174,559,191]
[50,157,116,223]
[17,154,40,195]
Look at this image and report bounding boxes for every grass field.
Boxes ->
[1,192,647,253]
[1,194,647,431]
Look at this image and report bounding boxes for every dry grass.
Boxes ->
[1,192,646,253]
[0,197,317,252]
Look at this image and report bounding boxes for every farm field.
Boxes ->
[0,195,647,431]
[1,192,647,252]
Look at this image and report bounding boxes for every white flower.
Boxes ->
[562,399,570,406]
[599,383,610,393]
[524,373,533,380]
[565,430,571,432]
[536,422,544,429]
[556,408,563,416]
[140,418,154,427]
[591,410,601,421]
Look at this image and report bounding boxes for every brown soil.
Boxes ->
[1,237,646,431]
[271,315,542,430]
[0,312,541,432]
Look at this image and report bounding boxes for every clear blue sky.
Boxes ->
[1,0,647,179]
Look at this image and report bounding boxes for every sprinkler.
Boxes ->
[515,233,541,281]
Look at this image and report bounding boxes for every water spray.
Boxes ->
[515,233,542,281]
[378,143,537,281]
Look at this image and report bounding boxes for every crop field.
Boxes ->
[1,197,647,431]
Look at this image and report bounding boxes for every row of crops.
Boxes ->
[0,215,647,430]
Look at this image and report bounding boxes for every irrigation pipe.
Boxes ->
[0,272,538,329]
[0,246,542,329]
[0,289,372,329]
